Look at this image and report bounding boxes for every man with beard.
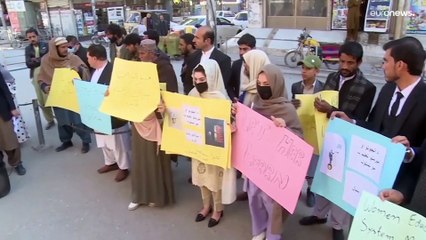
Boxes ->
[123,33,142,61]
[38,37,92,153]
[299,41,376,240]
[228,33,256,100]
[331,37,426,215]
[25,28,54,130]
[106,23,130,63]
[179,33,196,90]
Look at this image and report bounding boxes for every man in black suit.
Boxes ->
[333,37,426,210]
[291,55,325,208]
[25,27,54,130]
[0,72,26,175]
[228,33,256,100]
[87,44,131,182]
[183,26,231,95]
[300,41,377,240]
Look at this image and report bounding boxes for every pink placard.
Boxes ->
[232,103,314,214]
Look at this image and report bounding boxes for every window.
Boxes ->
[235,13,248,21]
[268,0,295,16]
[297,0,327,17]
[217,17,232,25]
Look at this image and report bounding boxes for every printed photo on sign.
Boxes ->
[167,108,183,130]
[320,132,346,182]
[204,118,225,148]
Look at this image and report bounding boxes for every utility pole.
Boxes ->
[91,0,97,32]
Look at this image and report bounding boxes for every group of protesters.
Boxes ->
[0,22,425,240]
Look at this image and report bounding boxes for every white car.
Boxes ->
[233,11,248,29]
[216,11,235,22]
[171,16,242,44]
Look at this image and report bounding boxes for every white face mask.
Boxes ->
[68,46,76,54]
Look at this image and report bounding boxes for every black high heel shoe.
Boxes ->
[195,208,212,222]
[208,211,224,228]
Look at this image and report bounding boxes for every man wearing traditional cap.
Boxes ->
[38,37,92,153]
[291,55,325,208]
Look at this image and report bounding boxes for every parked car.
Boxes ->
[170,16,242,44]
[233,11,248,29]
[216,11,235,22]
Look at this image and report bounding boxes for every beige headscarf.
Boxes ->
[38,37,89,84]
[188,59,229,100]
[241,49,271,94]
[252,64,303,138]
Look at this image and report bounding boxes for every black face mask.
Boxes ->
[195,82,208,94]
[257,85,273,100]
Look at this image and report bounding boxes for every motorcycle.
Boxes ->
[284,28,340,69]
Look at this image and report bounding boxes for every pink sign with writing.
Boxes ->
[232,103,314,214]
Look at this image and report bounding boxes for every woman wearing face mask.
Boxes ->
[188,59,236,228]
[248,64,303,240]
[240,49,271,107]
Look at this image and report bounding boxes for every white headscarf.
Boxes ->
[241,49,271,93]
[188,59,229,100]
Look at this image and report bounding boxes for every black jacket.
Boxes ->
[25,42,49,78]
[357,81,426,202]
[228,58,243,100]
[291,79,325,99]
[0,73,15,121]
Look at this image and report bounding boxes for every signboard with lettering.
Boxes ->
[364,0,393,32]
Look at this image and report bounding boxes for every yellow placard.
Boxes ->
[161,91,232,169]
[295,94,319,155]
[314,90,339,154]
[100,58,160,122]
[45,68,80,113]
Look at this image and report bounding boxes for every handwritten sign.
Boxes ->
[314,90,339,153]
[348,136,387,183]
[99,58,160,122]
[183,105,202,127]
[74,80,112,135]
[45,68,80,113]
[161,92,232,169]
[349,192,426,240]
[311,118,406,215]
[232,103,314,213]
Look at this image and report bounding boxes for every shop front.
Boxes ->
[265,0,329,30]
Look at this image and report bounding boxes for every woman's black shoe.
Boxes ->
[208,211,223,228]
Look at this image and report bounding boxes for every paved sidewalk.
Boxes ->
[0,58,345,240]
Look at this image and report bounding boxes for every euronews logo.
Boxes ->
[369,10,415,17]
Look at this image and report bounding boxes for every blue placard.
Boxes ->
[311,118,406,215]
